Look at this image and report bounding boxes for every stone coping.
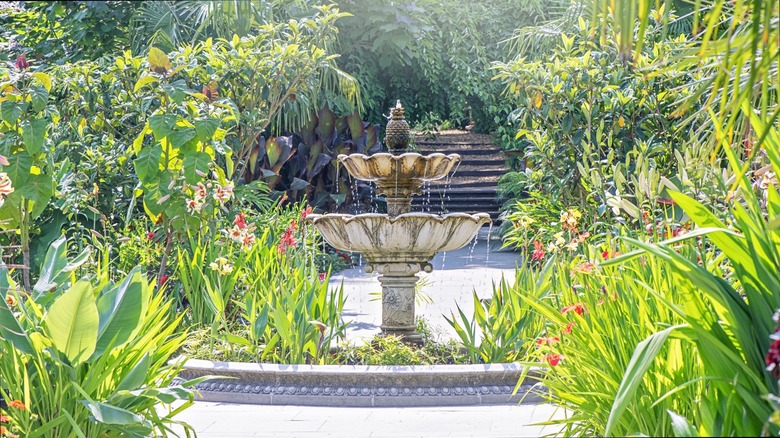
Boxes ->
[175,358,546,407]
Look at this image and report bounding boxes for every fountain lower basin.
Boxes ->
[307,212,491,262]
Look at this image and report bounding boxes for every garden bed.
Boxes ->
[175,358,544,407]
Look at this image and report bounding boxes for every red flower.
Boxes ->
[563,321,575,334]
[561,303,585,316]
[158,275,169,285]
[234,212,247,229]
[536,336,560,346]
[147,232,155,241]
[657,198,676,205]
[544,353,561,367]
[301,206,313,220]
[318,272,327,283]
[531,240,545,261]
[15,54,29,70]
[602,250,620,260]
[277,229,297,253]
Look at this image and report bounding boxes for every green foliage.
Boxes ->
[0,238,199,437]
[173,203,347,364]
[510,241,707,437]
[335,0,551,133]
[445,262,550,364]
[493,16,698,215]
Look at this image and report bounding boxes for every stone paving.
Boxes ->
[335,229,520,344]
[176,402,565,437]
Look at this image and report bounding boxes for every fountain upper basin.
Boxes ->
[338,153,460,183]
[307,212,491,262]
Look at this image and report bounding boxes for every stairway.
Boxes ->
[411,131,508,220]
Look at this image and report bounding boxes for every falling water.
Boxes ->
[485,221,494,266]
[351,180,360,214]
[467,234,478,264]
[440,250,447,271]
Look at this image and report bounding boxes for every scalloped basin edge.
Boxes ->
[307,213,492,262]
[338,152,461,183]
[174,358,546,407]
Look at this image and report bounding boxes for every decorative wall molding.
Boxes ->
[175,359,546,407]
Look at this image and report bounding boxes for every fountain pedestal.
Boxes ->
[366,262,433,344]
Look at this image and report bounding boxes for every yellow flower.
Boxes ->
[553,232,566,247]
[209,262,219,271]
[219,264,234,275]
[560,208,582,231]
[5,293,16,307]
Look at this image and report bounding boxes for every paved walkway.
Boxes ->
[334,229,520,343]
[176,402,564,437]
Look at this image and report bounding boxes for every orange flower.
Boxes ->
[7,400,24,410]
[0,414,9,422]
[563,321,575,334]
[4,294,15,307]
[561,303,585,316]
[536,336,560,347]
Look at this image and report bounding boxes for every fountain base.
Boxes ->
[366,262,433,344]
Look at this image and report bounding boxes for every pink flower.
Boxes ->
[318,272,327,283]
[301,206,313,220]
[241,232,256,249]
[531,240,545,261]
[563,321,575,334]
[147,232,155,241]
[234,212,247,229]
[193,182,208,202]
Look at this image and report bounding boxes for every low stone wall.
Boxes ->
[176,359,545,407]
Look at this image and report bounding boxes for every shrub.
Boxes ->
[0,239,200,437]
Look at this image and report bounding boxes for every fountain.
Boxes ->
[307,101,492,343]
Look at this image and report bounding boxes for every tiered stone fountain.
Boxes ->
[178,105,536,406]
[308,101,491,343]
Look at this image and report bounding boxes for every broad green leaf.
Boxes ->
[0,263,34,355]
[605,325,682,436]
[133,144,162,182]
[30,86,48,112]
[668,410,699,437]
[45,280,99,365]
[21,118,48,155]
[32,234,68,299]
[148,114,177,141]
[133,75,158,93]
[148,47,171,72]
[82,400,146,426]
[116,353,151,391]
[1,101,22,124]
[6,151,33,188]
[19,173,54,205]
[194,118,220,142]
[183,151,211,184]
[94,268,147,355]
[169,128,197,149]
